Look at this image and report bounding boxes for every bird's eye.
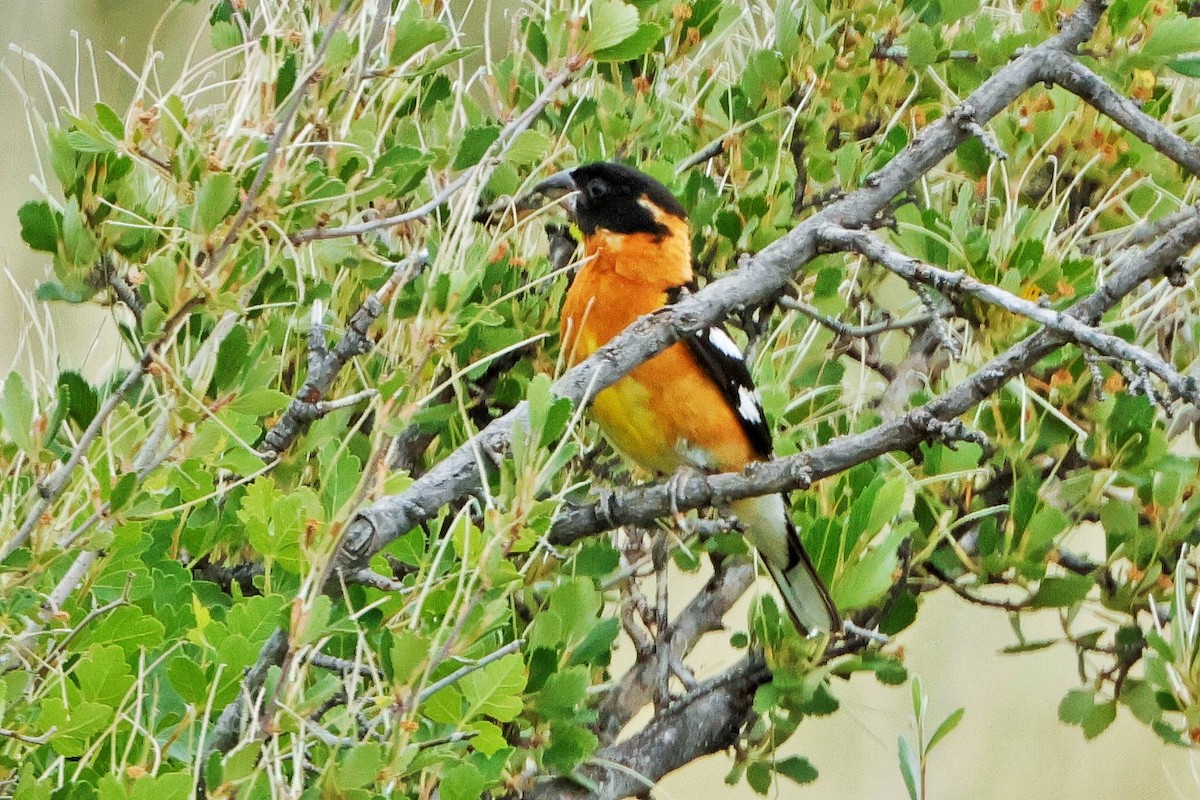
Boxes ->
[586,178,609,198]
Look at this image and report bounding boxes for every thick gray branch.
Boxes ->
[596,561,756,745]
[1042,51,1200,177]
[526,656,769,800]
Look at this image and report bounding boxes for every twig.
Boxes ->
[345,568,409,593]
[780,296,939,338]
[417,730,479,749]
[105,263,145,323]
[259,254,423,458]
[950,103,1007,160]
[289,70,573,244]
[943,579,1034,611]
[4,358,148,559]
[308,652,379,679]
[201,0,354,276]
[820,223,1200,405]
[0,726,56,745]
[416,639,525,703]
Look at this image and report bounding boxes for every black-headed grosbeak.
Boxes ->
[528,161,839,634]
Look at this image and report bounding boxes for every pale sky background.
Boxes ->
[0,3,1194,797]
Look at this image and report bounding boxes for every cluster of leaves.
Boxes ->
[0,0,1198,797]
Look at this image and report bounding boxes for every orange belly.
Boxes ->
[562,264,756,476]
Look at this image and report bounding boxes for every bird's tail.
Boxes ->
[732,494,839,635]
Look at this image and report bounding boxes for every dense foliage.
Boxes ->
[1,0,1199,797]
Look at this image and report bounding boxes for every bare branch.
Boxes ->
[1042,51,1200,177]
[596,561,755,744]
[525,656,769,800]
[780,296,940,338]
[259,255,423,458]
[201,0,353,276]
[203,629,289,760]
[819,223,1200,404]
[289,70,574,244]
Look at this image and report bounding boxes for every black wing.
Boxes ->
[682,325,773,459]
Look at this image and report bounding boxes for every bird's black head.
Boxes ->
[530,161,687,237]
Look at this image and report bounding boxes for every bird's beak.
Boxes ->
[517,169,578,215]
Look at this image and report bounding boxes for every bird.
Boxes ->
[525,161,840,635]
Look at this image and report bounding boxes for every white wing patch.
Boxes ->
[705,327,744,361]
[681,323,774,457]
[737,386,763,425]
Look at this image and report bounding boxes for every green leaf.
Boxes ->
[38,698,111,758]
[773,755,818,785]
[75,644,135,706]
[1141,16,1200,61]
[897,735,920,800]
[325,30,355,71]
[466,720,508,756]
[416,46,481,74]
[833,527,907,609]
[543,723,599,773]
[129,773,192,800]
[275,53,298,107]
[746,761,772,794]
[534,666,589,719]
[588,0,640,52]
[593,23,662,61]
[337,742,382,790]
[1030,574,1092,608]
[60,201,99,271]
[211,20,242,51]
[56,370,99,428]
[566,616,619,666]
[18,200,59,253]
[1108,0,1149,31]
[229,387,291,416]
[906,24,937,70]
[925,707,964,754]
[1169,57,1200,77]
[94,102,125,139]
[73,606,165,655]
[194,172,239,234]
[1,372,35,452]
[1082,700,1117,739]
[108,472,139,513]
[459,652,526,722]
[504,128,552,167]
[1058,688,1094,724]
[35,280,91,304]
[66,129,116,154]
[453,125,501,170]
[440,763,485,800]
[391,5,448,65]
[167,656,210,704]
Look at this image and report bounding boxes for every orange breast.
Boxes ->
[561,233,757,476]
